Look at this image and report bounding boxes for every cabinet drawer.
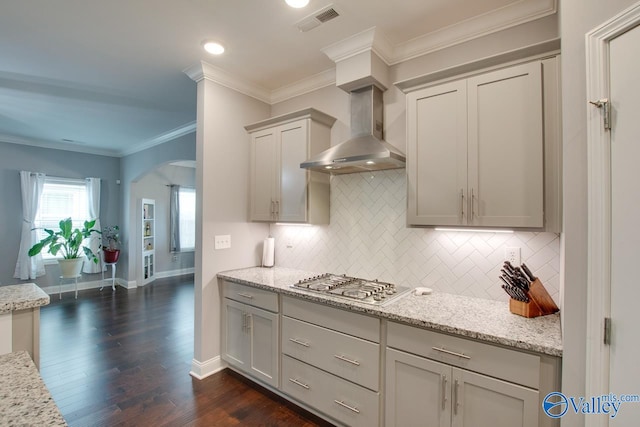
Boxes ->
[223,281,278,313]
[282,355,379,427]
[282,296,380,342]
[282,316,380,391]
[387,322,540,389]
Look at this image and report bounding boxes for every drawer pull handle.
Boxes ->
[288,378,310,390]
[289,338,310,348]
[237,292,254,299]
[334,354,360,366]
[334,400,360,414]
[432,347,471,360]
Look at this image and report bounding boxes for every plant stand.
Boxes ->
[59,274,81,299]
[100,262,117,291]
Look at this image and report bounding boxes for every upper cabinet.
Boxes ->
[246,109,336,224]
[407,59,561,230]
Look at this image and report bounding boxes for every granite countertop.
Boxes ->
[0,351,66,426]
[0,283,50,314]
[218,267,562,357]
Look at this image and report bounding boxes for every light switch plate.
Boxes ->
[214,235,231,250]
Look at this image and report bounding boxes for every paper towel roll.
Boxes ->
[262,237,275,268]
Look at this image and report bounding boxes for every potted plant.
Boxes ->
[102,225,120,264]
[28,218,100,277]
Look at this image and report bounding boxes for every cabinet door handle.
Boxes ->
[288,378,310,390]
[334,354,361,366]
[246,313,252,331]
[271,200,275,217]
[334,400,360,414]
[237,292,254,299]
[470,188,476,220]
[241,312,246,332]
[432,346,471,360]
[454,379,460,415]
[460,189,465,219]
[276,200,280,216]
[441,374,448,410]
[289,338,310,348]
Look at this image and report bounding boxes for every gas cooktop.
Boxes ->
[291,273,410,306]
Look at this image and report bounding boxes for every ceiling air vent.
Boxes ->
[295,4,340,32]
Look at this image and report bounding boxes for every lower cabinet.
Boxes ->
[221,287,279,388]
[386,348,539,427]
[281,296,381,426]
[282,354,380,427]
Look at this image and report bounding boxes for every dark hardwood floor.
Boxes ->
[40,276,334,427]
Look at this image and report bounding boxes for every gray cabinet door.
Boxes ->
[247,305,279,388]
[407,80,468,226]
[222,299,249,369]
[386,348,451,427]
[250,128,277,221]
[467,61,544,227]
[278,119,309,223]
[451,368,538,427]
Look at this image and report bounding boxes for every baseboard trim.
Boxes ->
[190,356,226,380]
[156,268,195,279]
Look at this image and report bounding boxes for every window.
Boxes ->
[178,187,196,251]
[34,177,89,260]
[170,186,196,252]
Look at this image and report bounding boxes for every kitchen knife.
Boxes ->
[521,263,537,282]
[500,274,520,290]
[501,270,528,292]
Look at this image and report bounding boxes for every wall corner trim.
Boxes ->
[190,356,225,380]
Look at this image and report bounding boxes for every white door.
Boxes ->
[609,21,640,424]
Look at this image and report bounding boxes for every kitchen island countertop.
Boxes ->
[0,283,50,314]
[218,266,562,357]
[0,351,66,426]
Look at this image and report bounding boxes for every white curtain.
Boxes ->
[170,185,181,252]
[83,177,101,274]
[14,171,46,280]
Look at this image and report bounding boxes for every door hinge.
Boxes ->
[604,317,612,345]
[589,98,611,130]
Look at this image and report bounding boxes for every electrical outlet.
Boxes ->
[214,235,231,250]
[504,247,521,265]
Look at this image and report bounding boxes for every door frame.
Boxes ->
[585,3,640,426]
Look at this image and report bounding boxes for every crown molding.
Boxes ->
[184,61,271,104]
[390,0,557,64]
[181,0,557,104]
[0,134,119,157]
[120,121,196,157]
[270,69,336,104]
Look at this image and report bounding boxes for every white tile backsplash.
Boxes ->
[270,169,560,303]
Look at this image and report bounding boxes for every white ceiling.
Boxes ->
[0,0,555,157]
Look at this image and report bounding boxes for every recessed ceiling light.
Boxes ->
[203,41,225,55]
[365,160,375,165]
[285,0,309,8]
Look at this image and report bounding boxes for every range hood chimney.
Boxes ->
[300,85,406,174]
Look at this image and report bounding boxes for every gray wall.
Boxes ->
[120,132,196,284]
[0,141,120,286]
[133,164,195,276]
[559,1,637,426]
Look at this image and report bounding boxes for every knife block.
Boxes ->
[509,278,559,318]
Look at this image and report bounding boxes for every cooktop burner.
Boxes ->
[292,273,410,306]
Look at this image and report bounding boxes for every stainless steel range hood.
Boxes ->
[300,85,406,174]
